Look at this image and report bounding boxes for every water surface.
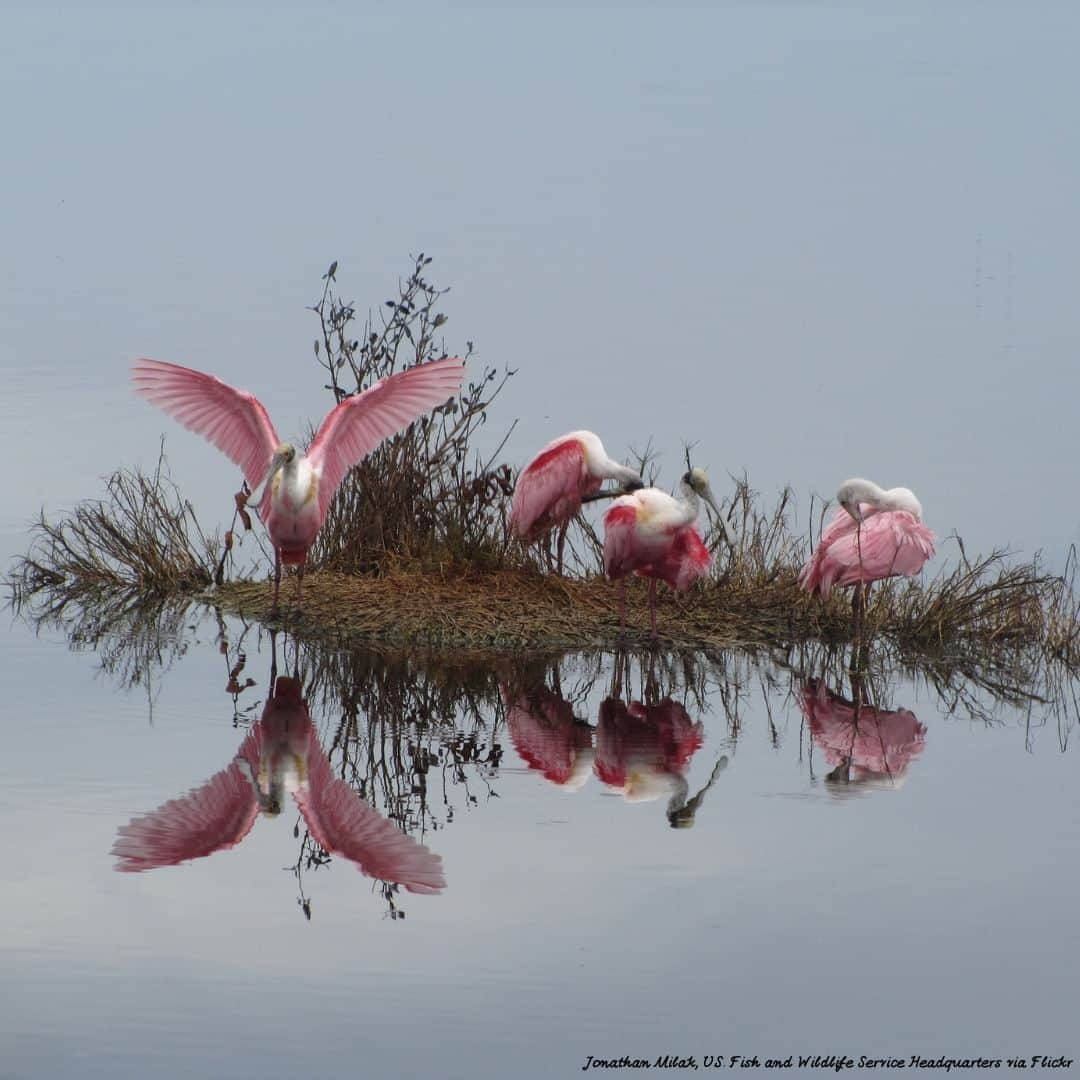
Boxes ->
[2,605,1075,1078]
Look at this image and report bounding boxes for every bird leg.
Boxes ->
[556,523,568,577]
[268,629,278,692]
[271,549,282,615]
[648,578,659,642]
[851,583,872,659]
[618,579,627,640]
[296,561,306,611]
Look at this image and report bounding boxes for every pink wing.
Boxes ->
[603,502,642,580]
[132,359,280,489]
[801,509,935,595]
[801,681,926,777]
[503,685,593,785]
[509,437,596,539]
[630,700,705,771]
[817,512,935,593]
[296,739,445,894]
[799,508,859,593]
[112,730,260,872]
[650,525,712,591]
[306,356,465,520]
[595,698,704,787]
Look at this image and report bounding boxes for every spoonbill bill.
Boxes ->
[112,676,446,893]
[603,467,732,640]
[799,478,936,635]
[509,430,643,574]
[132,355,465,610]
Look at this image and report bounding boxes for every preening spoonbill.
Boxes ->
[603,467,732,640]
[798,478,936,634]
[509,430,643,574]
[112,676,446,893]
[132,356,465,610]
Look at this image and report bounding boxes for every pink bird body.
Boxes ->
[502,684,594,791]
[799,506,936,597]
[113,677,446,894]
[800,679,926,788]
[509,430,641,542]
[132,355,465,599]
[603,490,712,592]
[602,469,728,638]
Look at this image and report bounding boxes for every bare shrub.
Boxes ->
[308,255,519,572]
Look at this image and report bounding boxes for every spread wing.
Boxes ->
[132,358,280,489]
[112,731,260,872]
[295,741,446,894]
[306,356,465,520]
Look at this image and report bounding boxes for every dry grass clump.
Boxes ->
[7,446,217,618]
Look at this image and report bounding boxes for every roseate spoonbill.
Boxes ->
[132,355,465,611]
[112,676,446,894]
[509,430,644,574]
[603,467,732,640]
[501,684,595,791]
[800,678,926,793]
[799,478,936,636]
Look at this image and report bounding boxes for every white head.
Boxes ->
[681,468,734,546]
[836,477,922,522]
[248,443,297,505]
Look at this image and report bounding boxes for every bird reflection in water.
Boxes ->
[502,683,596,792]
[596,696,726,827]
[112,670,446,898]
[800,675,926,794]
[503,659,726,827]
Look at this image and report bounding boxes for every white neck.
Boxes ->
[675,478,701,526]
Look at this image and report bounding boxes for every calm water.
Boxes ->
[2,599,1076,1079]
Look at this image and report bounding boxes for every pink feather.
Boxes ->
[306,356,465,522]
[800,680,926,780]
[503,685,593,786]
[297,741,446,895]
[594,698,703,789]
[132,359,279,492]
[799,507,936,597]
[509,436,600,540]
[112,731,261,872]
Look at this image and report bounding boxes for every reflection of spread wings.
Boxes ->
[296,745,446,894]
[112,731,261,872]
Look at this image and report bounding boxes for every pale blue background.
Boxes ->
[2,6,1078,1078]
[3,3,1079,562]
